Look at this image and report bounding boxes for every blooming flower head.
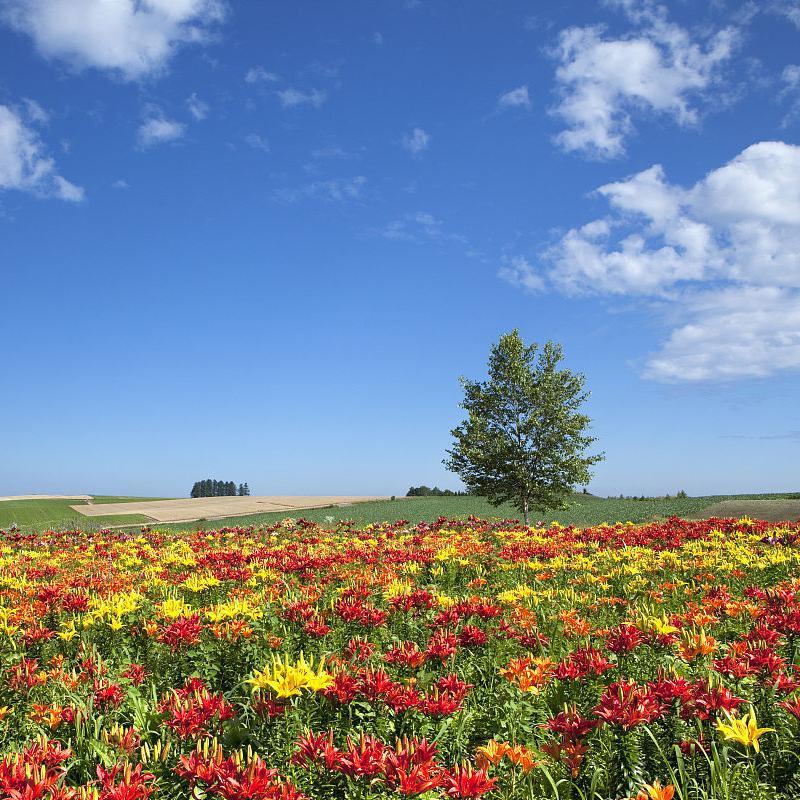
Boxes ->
[474,740,508,769]
[715,707,774,753]
[635,780,675,800]
[642,613,679,637]
[248,653,334,698]
[594,680,664,730]
[442,763,496,798]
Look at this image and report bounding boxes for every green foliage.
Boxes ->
[9,493,795,536]
[406,485,466,497]
[154,493,800,534]
[0,498,154,531]
[444,331,604,523]
[190,479,244,498]
[608,728,645,798]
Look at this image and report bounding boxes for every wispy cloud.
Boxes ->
[381,211,441,241]
[274,176,366,204]
[497,85,531,110]
[0,102,84,201]
[244,133,270,152]
[779,64,800,125]
[137,114,185,149]
[186,93,209,121]
[310,146,352,160]
[380,211,466,245]
[245,65,280,84]
[22,98,49,124]
[303,145,361,175]
[401,127,430,155]
[771,0,800,28]
[277,88,327,108]
[498,256,544,292]
[304,60,341,80]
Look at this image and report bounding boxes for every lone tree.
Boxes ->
[444,330,603,525]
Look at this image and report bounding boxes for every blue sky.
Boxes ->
[1,0,799,498]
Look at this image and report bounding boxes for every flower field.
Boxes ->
[2,516,800,800]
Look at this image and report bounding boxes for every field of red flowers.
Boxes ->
[1,515,800,800]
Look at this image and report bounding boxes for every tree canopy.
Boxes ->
[444,330,603,524]
[190,479,249,498]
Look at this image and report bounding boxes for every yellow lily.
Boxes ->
[157,597,191,620]
[715,708,774,753]
[644,613,679,636]
[247,652,334,698]
[58,621,78,641]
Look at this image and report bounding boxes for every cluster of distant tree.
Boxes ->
[190,479,250,498]
[608,490,688,501]
[406,485,469,497]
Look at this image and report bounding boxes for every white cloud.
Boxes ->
[380,211,467,245]
[498,85,531,110]
[303,145,359,174]
[0,103,83,201]
[1,0,227,80]
[244,133,269,152]
[310,146,350,159]
[111,179,129,189]
[372,31,383,45]
[552,4,737,158]
[780,64,800,125]
[542,141,800,381]
[772,1,800,28]
[22,98,49,124]
[381,211,442,241]
[643,286,800,381]
[274,176,366,204]
[245,65,279,84]
[186,92,208,120]
[137,114,185,148]
[498,256,545,292]
[277,88,326,109]
[402,127,430,155]
[784,64,800,88]
[306,60,340,80]
[524,15,547,31]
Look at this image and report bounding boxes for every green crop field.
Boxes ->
[5,492,798,533]
[159,491,800,532]
[0,496,169,530]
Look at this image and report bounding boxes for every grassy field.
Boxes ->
[160,491,800,531]
[4,492,798,532]
[0,496,169,530]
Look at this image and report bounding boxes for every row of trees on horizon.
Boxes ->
[190,479,250,498]
[406,486,469,497]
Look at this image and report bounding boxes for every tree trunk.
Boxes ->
[523,497,529,527]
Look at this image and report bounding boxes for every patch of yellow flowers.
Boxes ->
[247,653,334,698]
